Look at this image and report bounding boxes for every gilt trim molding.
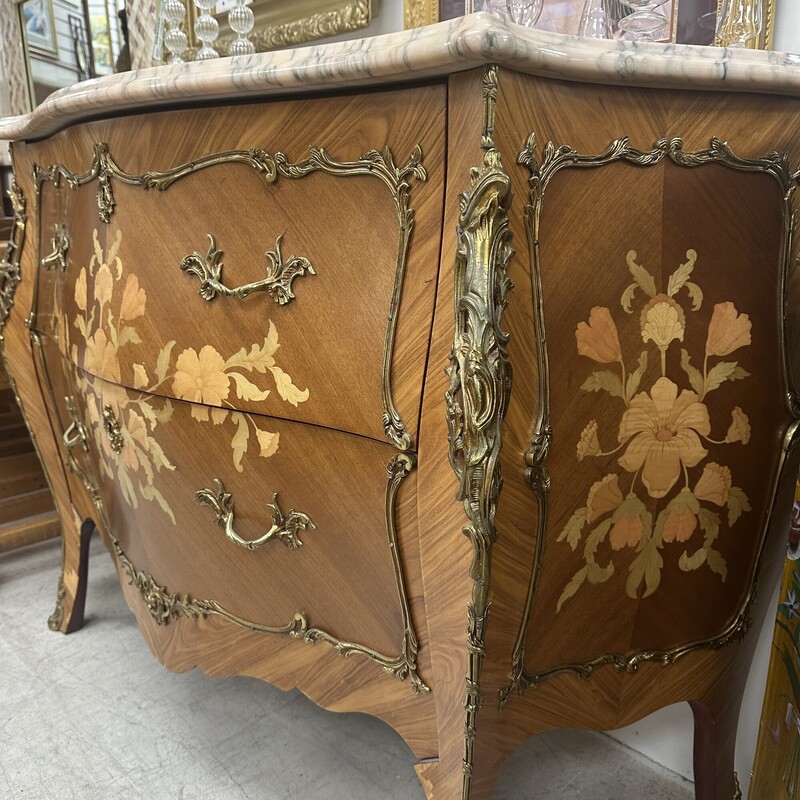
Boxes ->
[445,65,514,800]
[500,134,800,707]
[0,179,26,334]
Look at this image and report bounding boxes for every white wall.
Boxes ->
[774,1,800,53]
[607,578,781,797]
[0,43,10,166]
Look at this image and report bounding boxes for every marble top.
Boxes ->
[3,12,800,142]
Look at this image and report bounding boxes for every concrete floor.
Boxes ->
[0,537,694,800]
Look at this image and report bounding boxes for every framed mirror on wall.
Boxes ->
[0,0,34,115]
[21,0,59,56]
[713,0,774,49]
[86,0,124,74]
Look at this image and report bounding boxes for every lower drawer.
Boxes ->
[70,369,428,693]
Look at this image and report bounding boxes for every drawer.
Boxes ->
[68,368,428,693]
[28,86,446,450]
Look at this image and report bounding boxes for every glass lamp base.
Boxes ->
[618,10,668,39]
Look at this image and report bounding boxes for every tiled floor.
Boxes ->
[0,537,694,799]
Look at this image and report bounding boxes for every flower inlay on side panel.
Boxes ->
[557,249,752,612]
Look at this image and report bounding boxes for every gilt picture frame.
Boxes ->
[21,0,57,57]
[187,0,378,57]
[405,0,471,28]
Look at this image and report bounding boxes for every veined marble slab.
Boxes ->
[3,12,800,141]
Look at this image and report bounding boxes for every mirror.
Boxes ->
[13,0,128,107]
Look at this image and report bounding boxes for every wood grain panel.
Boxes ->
[444,69,800,800]
[414,68,488,800]
[21,85,446,450]
[80,371,409,658]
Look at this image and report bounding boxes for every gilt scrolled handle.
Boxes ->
[180,234,315,306]
[62,397,88,452]
[194,478,315,552]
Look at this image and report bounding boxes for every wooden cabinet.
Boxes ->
[3,17,800,798]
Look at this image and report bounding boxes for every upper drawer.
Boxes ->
[24,85,446,450]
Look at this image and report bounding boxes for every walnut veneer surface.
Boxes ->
[2,17,800,800]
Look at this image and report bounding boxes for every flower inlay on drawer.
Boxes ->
[72,229,311,521]
[557,249,752,612]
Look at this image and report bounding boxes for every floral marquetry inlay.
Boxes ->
[72,230,310,521]
[557,249,753,612]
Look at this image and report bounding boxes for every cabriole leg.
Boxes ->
[48,514,94,634]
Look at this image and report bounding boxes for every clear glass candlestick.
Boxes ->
[481,0,543,28]
[580,0,611,38]
[163,0,188,64]
[193,0,219,59]
[228,0,255,56]
[716,0,762,47]
[505,0,544,26]
[618,0,670,41]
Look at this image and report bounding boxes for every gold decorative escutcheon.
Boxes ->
[195,478,315,551]
[102,405,124,454]
[180,233,315,305]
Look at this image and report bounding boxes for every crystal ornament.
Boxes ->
[163,0,188,64]
[193,0,219,59]
[229,0,255,56]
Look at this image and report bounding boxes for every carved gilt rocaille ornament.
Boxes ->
[195,479,316,551]
[0,179,26,334]
[404,0,436,28]
[249,0,373,51]
[445,65,514,800]
[500,135,800,707]
[181,233,315,305]
[191,0,375,55]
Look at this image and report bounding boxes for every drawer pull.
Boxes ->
[181,234,315,306]
[195,478,315,552]
[62,397,89,452]
[41,223,70,271]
